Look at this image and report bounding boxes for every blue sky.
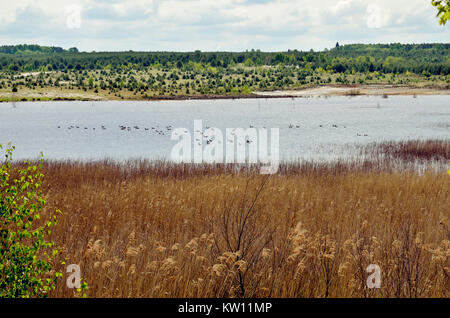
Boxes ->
[0,0,448,52]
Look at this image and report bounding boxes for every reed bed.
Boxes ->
[6,140,450,298]
[361,139,449,161]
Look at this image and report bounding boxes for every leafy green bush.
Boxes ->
[0,144,62,298]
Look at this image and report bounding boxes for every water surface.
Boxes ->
[0,96,448,161]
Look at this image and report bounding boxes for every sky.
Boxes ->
[0,0,448,52]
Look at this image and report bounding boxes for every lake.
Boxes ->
[0,95,448,162]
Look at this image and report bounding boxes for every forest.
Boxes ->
[1,43,449,75]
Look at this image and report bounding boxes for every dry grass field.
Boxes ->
[4,140,449,298]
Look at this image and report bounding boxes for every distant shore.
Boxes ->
[1,84,449,103]
[254,84,450,97]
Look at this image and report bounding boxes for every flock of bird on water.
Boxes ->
[57,123,369,139]
[60,124,172,135]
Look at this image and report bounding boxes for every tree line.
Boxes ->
[0,43,449,76]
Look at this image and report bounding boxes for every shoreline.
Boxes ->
[1,84,449,103]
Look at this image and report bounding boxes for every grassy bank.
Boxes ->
[1,67,449,103]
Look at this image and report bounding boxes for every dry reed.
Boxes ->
[6,140,449,298]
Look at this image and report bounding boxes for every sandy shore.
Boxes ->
[254,85,450,97]
[1,85,449,102]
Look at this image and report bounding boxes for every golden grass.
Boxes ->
[20,156,446,298]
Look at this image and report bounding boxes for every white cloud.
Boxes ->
[330,0,353,14]
[0,0,448,51]
[157,0,207,23]
[228,0,311,31]
[0,0,33,27]
[110,0,155,17]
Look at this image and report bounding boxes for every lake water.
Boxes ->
[0,96,448,162]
